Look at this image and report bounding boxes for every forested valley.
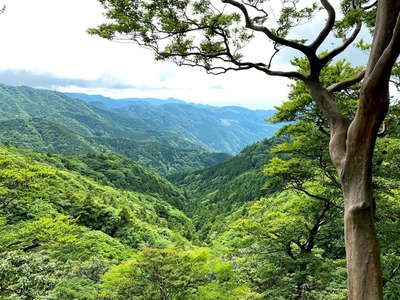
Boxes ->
[2,0,400,298]
[1,52,400,299]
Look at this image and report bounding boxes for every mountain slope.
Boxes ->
[0,117,231,175]
[68,93,282,154]
[0,84,203,150]
[25,151,188,210]
[90,137,232,176]
[170,137,284,240]
[65,92,187,107]
[0,145,196,248]
[0,118,100,154]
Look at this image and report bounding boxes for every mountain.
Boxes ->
[67,93,282,154]
[0,118,100,154]
[0,117,231,176]
[0,144,196,249]
[0,84,202,151]
[65,92,188,107]
[29,151,189,210]
[90,136,232,176]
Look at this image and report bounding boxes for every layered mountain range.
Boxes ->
[0,84,280,175]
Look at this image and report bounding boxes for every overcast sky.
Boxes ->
[0,0,370,109]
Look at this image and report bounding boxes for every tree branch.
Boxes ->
[222,0,312,55]
[366,11,400,90]
[362,1,377,10]
[305,201,331,252]
[310,0,336,50]
[320,21,362,65]
[327,70,365,93]
[305,80,349,173]
[294,186,330,202]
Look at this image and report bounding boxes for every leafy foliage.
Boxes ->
[171,137,284,240]
[102,247,259,300]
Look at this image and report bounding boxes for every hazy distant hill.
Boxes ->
[65,92,188,107]
[67,93,282,154]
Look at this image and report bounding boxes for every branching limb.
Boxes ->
[310,0,336,51]
[222,0,312,55]
[320,21,362,66]
[362,1,377,10]
[365,11,400,91]
[327,70,366,93]
[305,200,332,252]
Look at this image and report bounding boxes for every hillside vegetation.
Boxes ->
[170,137,284,240]
[0,117,231,176]
[0,85,201,150]
[5,82,400,299]
[0,144,255,299]
[68,92,280,154]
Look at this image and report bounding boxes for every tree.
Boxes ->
[90,1,400,299]
[101,247,259,299]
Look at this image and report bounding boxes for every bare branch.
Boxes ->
[310,0,336,51]
[362,1,377,10]
[327,70,366,93]
[320,21,362,65]
[305,200,332,252]
[295,186,329,202]
[222,0,312,55]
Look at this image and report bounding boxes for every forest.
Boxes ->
[1,0,400,299]
[1,60,400,299]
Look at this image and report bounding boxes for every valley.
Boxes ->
[1,83,400,299]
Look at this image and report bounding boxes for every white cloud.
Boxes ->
[0,0,366,110]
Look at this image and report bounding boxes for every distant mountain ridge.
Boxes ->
[65,92,189,107]
[0,83,281,176]
[0,84,202,151]
[67,93,282,154]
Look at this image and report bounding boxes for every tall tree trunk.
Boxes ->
[342,168,383,299]
[306,2,400,298]
[341,125,384,300]
[340,1,400,296]
[306,80,387,299]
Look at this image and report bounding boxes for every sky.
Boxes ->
[0,0,370,109]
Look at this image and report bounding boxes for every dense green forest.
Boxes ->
[3,109,400,299]
[0,85,279,155]
[2,83,400,299]
[0,117,231,176]
[3,0,400,298]
[0,84,205,150]
[2,58,400,299]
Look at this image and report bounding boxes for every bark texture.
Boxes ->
[328,2,400,299]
